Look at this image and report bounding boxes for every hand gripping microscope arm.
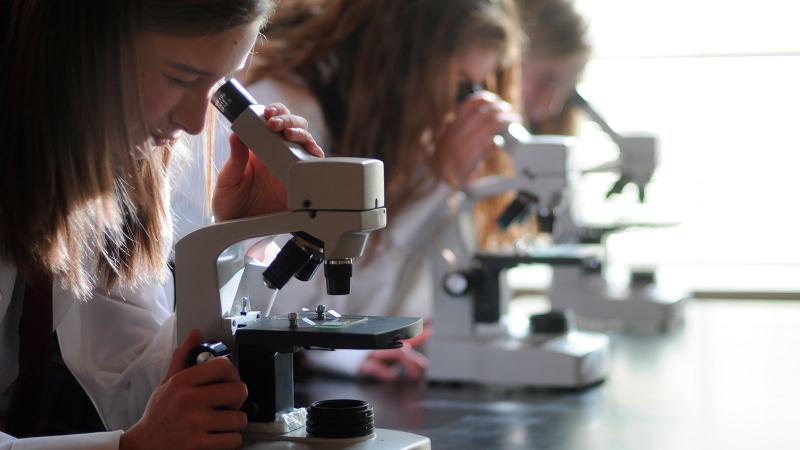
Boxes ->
[174,80,428,449]
[427,120,610,388]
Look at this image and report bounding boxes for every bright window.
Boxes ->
[570,0,800,294]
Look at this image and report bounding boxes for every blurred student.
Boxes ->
[517,0,591,134]
[230,0,523,381]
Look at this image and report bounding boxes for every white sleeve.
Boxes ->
[0,431,121,450]
[55,278,176,432]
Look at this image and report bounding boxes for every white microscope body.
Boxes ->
[175,80,430,450]
[547,92,688,332]
[426,124,610,388]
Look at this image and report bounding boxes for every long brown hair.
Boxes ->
[517,0,590,135]
[247,0,521,248]
[0,0,273,297]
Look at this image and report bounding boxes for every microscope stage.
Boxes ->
[235,315,423,351]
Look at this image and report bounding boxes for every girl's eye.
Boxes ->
[165,75,196,87]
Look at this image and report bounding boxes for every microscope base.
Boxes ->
[427,330,609,388]
[549,265,689,333]
[242,428,431,450]
[553,289,688,333]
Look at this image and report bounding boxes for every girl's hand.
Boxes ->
[213,103,325,221]
[435,91,519,188]
[120,330,248,450]
[358,322,432,382]
[359,344,428,382]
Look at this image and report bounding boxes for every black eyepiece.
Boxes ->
[211,79,257,122]
[457,82,483,103]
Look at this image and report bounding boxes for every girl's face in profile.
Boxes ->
[458,44,501,87]
[522,54,587,123]
[134,22,261,150]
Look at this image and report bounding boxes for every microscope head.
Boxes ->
[612,133,657,202]
[212,79,386,296]
[491,124,573,231]
[262,156,386,295]
[570,90,657,202]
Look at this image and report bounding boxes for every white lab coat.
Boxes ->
[0,262,123,449]
[53,134,284,434]
[0,135,248,447]
[239,78,455,376]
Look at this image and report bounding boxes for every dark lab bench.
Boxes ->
[293,299,800,450]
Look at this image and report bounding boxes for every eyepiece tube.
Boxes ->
[211,79,257,122]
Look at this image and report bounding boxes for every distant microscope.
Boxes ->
[545,91,687,332]
[426,118,610,388]
[175,80,430,450]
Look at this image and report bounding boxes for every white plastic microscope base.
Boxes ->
[241,428,431,450]
[549,268,689,333]
[571,293,688,333]
[427,331,609,388]
[552,286,689,333]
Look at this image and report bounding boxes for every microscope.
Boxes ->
[175,80,430,449]
[543,91,688,332]
[426,120,610,388]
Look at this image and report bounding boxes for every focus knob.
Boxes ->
[442,270,472,297]
[186,341,230,367]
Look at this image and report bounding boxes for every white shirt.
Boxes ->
[0,137,232,446]
[0,262,123,449]
[0,430,122,450]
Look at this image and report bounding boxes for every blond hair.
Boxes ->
[248,0,522,249]
[0,0,274,297]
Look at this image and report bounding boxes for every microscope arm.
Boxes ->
[570,90,623,142]
[571,90,656,201]
[175,208,385,345]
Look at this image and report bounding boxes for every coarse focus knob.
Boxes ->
[442,270,472,297]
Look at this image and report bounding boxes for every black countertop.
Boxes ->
[293,299,800,450]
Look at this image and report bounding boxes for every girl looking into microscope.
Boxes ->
[0,1,322,448]
[517,0,592,134]
[227,0,523,381]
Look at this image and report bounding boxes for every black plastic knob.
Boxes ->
[442,271,472,297]
[529,311,572,335]
[631,270,656,286]
[186,341,230,367]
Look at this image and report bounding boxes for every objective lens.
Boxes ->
[262,239,313,290]
[324,259,353,295]
[496,192,538,230]
[294,250,324,281]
